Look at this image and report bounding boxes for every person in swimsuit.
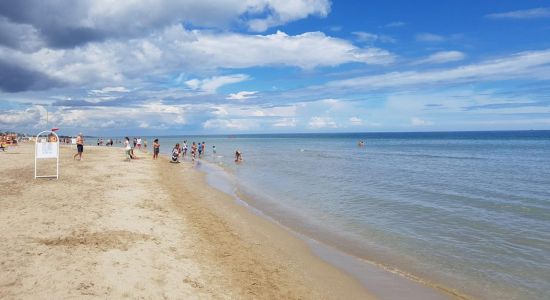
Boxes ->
[191,142,197,162]
[124,137,132,161]
[235,150,242,163]
[73,133,84,160]
[153,138,160,160]
[182,141,188,159]
[171,143,181,163]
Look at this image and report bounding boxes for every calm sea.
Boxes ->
[95,131,550,299]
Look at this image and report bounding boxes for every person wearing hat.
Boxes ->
[73,133,84,160]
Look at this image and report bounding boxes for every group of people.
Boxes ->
[70,133,243,164]
[0,133,17,151]
[123,137,157,161]
[170,141,209,163]
[96,138,115,146]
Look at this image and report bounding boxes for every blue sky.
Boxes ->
[1,0,550,135]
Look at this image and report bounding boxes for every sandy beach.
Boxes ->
[0,143,374,299]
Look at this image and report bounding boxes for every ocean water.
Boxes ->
[96,131,550,299]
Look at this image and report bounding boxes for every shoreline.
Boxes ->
[0,143,373,299]
[195,158,467,300]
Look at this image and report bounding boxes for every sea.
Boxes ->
[92,131,550,300]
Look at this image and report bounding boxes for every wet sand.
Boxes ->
[0,143,373,299]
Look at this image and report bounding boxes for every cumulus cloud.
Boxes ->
[382,21,407,28]
[416,33,445,42]
[247,0,331,32]
[326,49,550,90]
[90,86,130,94]
[486,7,550,19]
[410,117,433,126]
[185,74,250,93]
[50,102,187,131]
[0,59,62,92]
[308,116,338,129]
[0,16,44,51]
[211,104,296,118]
[0,26,395,92]
[272,118,297,127]
[203,118,259,130]
[413,51,466,65]
[0,0,332,49]
[182,30,394,69]
[226,91,258,101]
[352,31,396,43]
[0,105,47,128]
[349,117,363,125]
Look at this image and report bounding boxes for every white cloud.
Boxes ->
[182,30,394,69]
[211,104,296,118]
[90,86,130,94]
[416,33,445,42]
[308,116,338,129]
[185,74,250,93]
[352,31,396,43]
[7,0,332,45]
[52,102,187,130]
[486,7,550,19]
[321,98,347,110]
[326,49,550,90]
[0,17,44,52]
[247,0,331,32]
[226,91,258,101]
[0,27,395,89]
[382,21,407,28]
[0,105,47,128]
[349,117,363,125]
[272,118,297,127]
[413,51,466,65]
[203,118,258,130]
[410,117,433,126]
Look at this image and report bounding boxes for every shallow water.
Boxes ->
[96,131,550,300]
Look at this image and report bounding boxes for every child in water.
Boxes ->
[235,150,242,163]
[171,143,181,163]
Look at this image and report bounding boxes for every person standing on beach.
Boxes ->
[124,137,131,161]
[182,140,188,159]
[191,142,197,162]
[73,133,84,160]
[153,139,160,160]
[137,137,142,150]
[198,142,203,158]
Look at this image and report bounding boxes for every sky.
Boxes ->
[1,0,550,136]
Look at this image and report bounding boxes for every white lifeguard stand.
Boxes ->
[35,130,60,179]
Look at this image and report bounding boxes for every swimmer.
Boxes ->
[235,150,243,163]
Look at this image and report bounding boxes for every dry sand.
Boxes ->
[0,143,374,299]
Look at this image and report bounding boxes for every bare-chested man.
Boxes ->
[73,133,84,160]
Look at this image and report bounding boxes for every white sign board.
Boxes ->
[35,130,60,179]
[36,142,59,158]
